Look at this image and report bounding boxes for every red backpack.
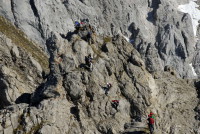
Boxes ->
[148,117,154,124]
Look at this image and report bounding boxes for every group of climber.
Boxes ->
[85,56,120,110]
[74,19,89,31]
[147,112,155,134]
[103,83,119,110]
[74,19,95,72]
[75,19,156,134]
[75,19,120,111]
[75,20,156,133]
[74,19,95,45]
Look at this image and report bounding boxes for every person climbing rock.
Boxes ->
[147,113,155,134]
[105,83,112,95]
[85,54,93,71]
[74,21,80,31]
[80,19,88,31]
[81,19,89,26]
[80,21,85,28]
[111,100,119,110]
[149,112,155,120]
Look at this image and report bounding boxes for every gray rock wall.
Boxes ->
[0,29,199,133]
[0,0,200,133]
[0,0,199,77]
[0,32,43,108]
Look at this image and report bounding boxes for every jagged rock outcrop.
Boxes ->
[0,22,199,133]
[0,0,200,134]
[0,32,44,109]
[193,40,200,77]
[0,0,199,78]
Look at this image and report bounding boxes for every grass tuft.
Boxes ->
[90,44,104,62]
[103,36,112,43]
[0,16,49,72]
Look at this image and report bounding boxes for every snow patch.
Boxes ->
[117,31,134,43]
[122,35,130,42]
[178,0,200,37]
[121,34,135,43]
[189,63,197,76]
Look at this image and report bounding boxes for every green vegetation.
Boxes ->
[0,16,49,72]
[13,121,44,134]
[90,44,104,62]
[26,121,44,134]
[13,113,45,134]
[103,36,112,43]
[13,114,24,134]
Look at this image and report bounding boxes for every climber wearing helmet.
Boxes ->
[111,100,119,110]
[148,112,155,119]
[105,83,112,95]
[74,21,80,29]
[147,112,155,134]
[85,54,93,71]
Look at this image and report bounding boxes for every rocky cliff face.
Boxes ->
[0,0,200,134]
[0,0,199,78]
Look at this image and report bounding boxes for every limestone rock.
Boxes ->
[0,31,199,134]
[0,32,43,108]
[0,0,199,77]
[0,1,199,133]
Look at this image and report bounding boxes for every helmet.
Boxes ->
[75,21,80,26]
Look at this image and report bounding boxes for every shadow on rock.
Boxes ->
[128,22,140,45]
[70,106,80,121]
[15,93,31,104]
[60,31,75,41]
[0,79,11,109]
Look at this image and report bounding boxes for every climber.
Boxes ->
[149,112,155,120]
[80,20,87,30]
[81,18,89,26]
[80,21,85,27]
[147,113,155,134]
[111,100,119,110]
[105,83,112,95]
[85,54,93,71]
[74,21,80,31]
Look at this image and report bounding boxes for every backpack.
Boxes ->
[149,113,155,120]
[148,117,154,124]
[151,115,155,119]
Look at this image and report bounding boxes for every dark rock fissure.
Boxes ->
[29,0,44,38]
[10,0,18,27]
[0,79,11,109]
[155,29,165,61]
[147,0,161,24]
[0,0,200,133]
[181,31,189,57]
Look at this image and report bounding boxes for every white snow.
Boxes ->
[122,35,130,42]
[117,30,134,43]
[178,0,200,37]
[189,63,197,76]
[122,35,135,43]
